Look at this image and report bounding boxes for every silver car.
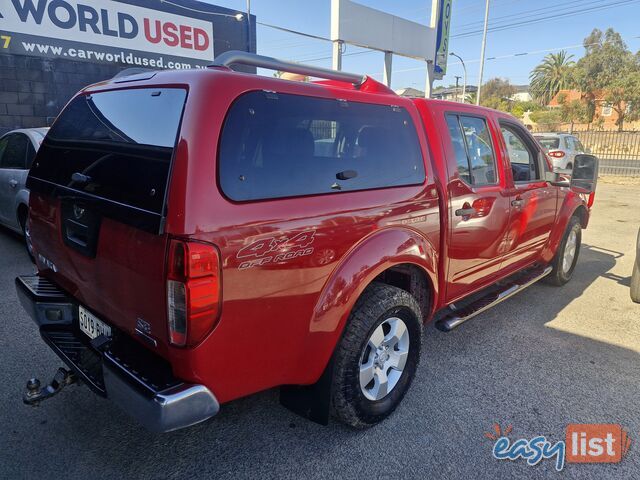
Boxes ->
[0,128,48,256]
[533,133,587,171]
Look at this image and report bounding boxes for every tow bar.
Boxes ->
[23,367,78,406]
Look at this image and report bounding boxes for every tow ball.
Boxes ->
[23,368,78,406]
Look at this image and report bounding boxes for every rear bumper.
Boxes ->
[16,275,219,433]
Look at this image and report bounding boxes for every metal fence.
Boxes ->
[570,130,640,177]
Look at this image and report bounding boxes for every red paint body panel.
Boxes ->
[29,68,592,405]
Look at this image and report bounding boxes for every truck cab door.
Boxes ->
[443,114,511,303]
[498,122,558,271]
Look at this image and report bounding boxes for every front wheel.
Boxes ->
[331,283,422,428]
[631,237,640,303]
[546,216,581,286]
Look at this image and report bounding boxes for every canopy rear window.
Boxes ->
[29,88,186,214]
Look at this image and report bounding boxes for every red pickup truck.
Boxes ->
[16,52,598,432]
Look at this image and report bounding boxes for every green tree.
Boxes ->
[557,93,588,132]
[574,28,640,130]
[481,77,516,100]
[529,51,576,105]
[478,78,516,112]
[530,108,564,131]
[511,100,541,119]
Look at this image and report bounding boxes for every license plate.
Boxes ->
[79,305,112,340]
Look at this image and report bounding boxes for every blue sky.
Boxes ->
[202,0,640,91]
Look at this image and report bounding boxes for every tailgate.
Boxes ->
[27,87,187,352]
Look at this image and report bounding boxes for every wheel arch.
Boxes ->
[573,204,589,228]
[279,227,438,423]
[15,189,30,228]
[16,201,28,227]
[296,227,438,385]
[542,194,590,264]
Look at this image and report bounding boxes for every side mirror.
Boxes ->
[571,154,599,194]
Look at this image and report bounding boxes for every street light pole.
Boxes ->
[449,52,467,103]
[246,0,252,52]
[476,0,490,105]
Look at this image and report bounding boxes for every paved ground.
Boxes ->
[0,182,639,479]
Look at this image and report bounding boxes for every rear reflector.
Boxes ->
[167,280,187,346]
[167,240,221,347]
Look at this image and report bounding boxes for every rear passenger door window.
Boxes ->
[0,133,28,170]
[219,91,426,201]
[445,114,497,186]
[500,124,541,182]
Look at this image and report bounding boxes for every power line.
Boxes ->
[256,21,332,43]
[453,0,599,32]
[452,0,640,38]
[363,38,631,78]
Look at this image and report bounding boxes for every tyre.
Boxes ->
[546,215,581,286]
[631,235,640,302]
[631,261,640,303]
[566,162,573,171]
[331,283,422,428]
[19,209,35,264]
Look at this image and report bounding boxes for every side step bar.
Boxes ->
[436,266,553,332]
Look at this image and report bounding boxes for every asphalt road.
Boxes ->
[1,182,639,479]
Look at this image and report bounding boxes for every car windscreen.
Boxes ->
[29,88,186,214]
[535,137,560,150]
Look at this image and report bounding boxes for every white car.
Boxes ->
[533,133,587,171]
[0,128,49,257]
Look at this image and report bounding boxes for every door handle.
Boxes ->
[455,207,476,217]
[8,180,18,188]
[511,199,525,208]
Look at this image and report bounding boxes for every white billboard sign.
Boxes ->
[0,0,215,61]
[330,0,435,61]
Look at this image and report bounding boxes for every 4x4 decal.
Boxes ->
[237,230,315,270]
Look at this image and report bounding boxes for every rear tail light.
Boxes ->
[167,240,221,347]
[549,151,565,158]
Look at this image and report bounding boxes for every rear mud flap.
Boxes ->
[279,357,335,426]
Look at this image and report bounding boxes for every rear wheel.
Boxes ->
[331,283,422,428]
[18,208,35,264]
[546,216,581,286]
[566,162,573,171]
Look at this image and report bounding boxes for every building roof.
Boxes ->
[548,89,582,106]
[432,85,478,96]
[395,87,425,98]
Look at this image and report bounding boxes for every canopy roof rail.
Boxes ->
[209,50,366,87]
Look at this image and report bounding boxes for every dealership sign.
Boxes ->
[433,0,451,79]
[0,0,242,67]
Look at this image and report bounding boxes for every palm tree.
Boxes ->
[529,51,576,105]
